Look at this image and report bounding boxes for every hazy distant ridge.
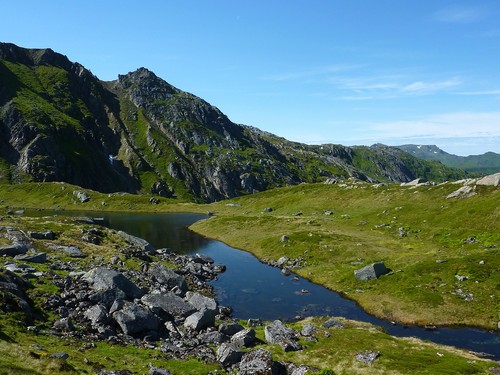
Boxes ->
[395,144,500,174]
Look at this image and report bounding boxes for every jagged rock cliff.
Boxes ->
[0,43,469,202]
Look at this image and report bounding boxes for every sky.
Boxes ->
[1,1,499,156]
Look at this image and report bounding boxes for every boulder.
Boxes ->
[476,173,500,187]
[53,317,74,332]
[73,190,90,203]
[354,262,389,281]
[141,292,195,319]
[149,367,170,375]
[28,231,55,240]
[14,252,47,263]
[186,291,217,312]
[47,244,86,258]
[216,342,243,367]
[0,244,28,256]
[184,308,217,331]
[82,267,144,300]
[300,323,316,337]
[231,328,256,348]
[200,331,228,344]
[112,301,160,336]
[117,231,155,253]
[400,178,427,187]
[149,263,187,295]
[83,304,109,325]
[264,320,302,352]
[238,348,275,375]
[446,185,476,199]
[322,318,344,329]
[219,321,244,336]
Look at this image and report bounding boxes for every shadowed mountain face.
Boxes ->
[0,43,469,202]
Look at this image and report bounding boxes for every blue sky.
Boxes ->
[2,1,499,155]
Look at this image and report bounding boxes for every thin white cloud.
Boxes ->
[400,78,462,94]
[366,112,500,140]
[434,6,486,24]
[262,63,365,82]
[330,75,462,99]
[457,89,500,96]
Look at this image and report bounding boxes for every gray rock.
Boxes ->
[354,261,389,280]
[201,331,228,344]
[149,366,170,375]
[322,318,344,329]
[186,291,217,312]
[50,352,69,360]
[300,323,316,337]
[47,244,86,258]
[401,178,427,187]
[141,292,195,318]
[279,235,289,243]
[149,263,187,295]
[0,244,28,256]
[184,308,217,331]
[112,301,160,335]
[264,320,302,352]
[231,328,256,348]
[354,350,380,365]
[219,321,244,336]
[53,317,74,332]
[117,230,155,253]
[476,173,500,187]
[28,231,55,240]
[82,267,144,300]
[83,304,109,325]
[14,252,46,263]
[216,342,243,367]
[238,348,275,375]
[73,190,90,203]
[446,185,476,199]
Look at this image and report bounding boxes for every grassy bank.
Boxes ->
[191,181,500,329]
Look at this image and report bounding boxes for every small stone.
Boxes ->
[355,350,380,365]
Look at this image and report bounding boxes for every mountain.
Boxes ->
[395,144,500,174]
[0,43,469,202]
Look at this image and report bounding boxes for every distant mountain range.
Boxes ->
[394,145,500,175]
[0,42,470,202]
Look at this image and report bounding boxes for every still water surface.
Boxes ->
[44,211,500,358]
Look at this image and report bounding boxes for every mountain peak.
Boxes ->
[0,42,70,68]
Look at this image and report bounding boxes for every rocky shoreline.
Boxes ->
[0,219,325,374]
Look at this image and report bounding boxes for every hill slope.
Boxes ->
[396,144,500,174]
[0,42,469,202]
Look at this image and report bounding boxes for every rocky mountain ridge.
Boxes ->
[0,42,469,202]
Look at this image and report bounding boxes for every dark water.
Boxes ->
[35,211,500,359]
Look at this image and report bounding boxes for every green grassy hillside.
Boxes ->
[192,180,500,329]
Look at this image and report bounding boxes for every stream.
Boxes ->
[42,211,500,359]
